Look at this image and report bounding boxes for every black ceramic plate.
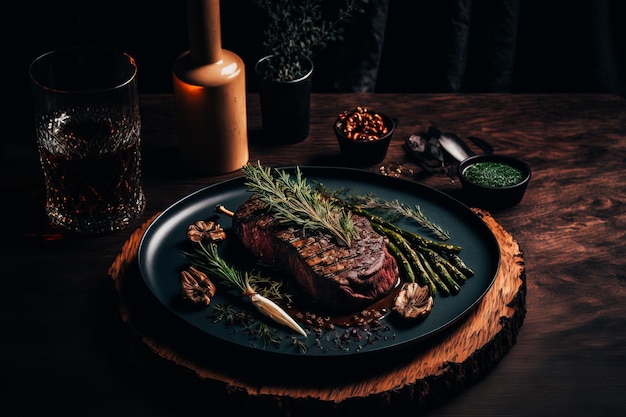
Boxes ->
[138,166,500,359]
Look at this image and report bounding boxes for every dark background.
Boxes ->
[7,0,626,135]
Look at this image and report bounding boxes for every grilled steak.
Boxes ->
[231,197,399,313]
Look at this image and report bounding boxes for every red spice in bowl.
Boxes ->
[334,107,396,166]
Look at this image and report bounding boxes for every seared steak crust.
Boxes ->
[231,197,399,312]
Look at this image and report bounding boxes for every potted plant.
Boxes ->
[253,0,366,144]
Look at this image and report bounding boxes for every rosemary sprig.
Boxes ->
[319,186,451,240]
[241,162,358,246]
[363,195,450,240]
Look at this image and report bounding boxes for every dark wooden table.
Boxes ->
[2,93,625,416]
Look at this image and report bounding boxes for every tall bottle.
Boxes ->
[173,0,248,175]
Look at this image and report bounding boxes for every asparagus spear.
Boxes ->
[384,238,417,284]
[344,202,462,254]
[371,221,439,295]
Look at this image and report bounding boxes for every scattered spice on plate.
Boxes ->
[463,162,524,187]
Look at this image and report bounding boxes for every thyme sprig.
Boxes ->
[242,162,358,246]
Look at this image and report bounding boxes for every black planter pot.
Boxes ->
[255,55,313,144]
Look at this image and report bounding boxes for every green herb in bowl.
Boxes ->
[457,154,531,209]
[462,161,524,187]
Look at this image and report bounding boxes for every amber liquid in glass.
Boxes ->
[36,109,145,233]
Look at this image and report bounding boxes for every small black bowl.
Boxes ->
[457,154,531,209]
[334,110,395,166]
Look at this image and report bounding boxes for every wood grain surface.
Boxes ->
[2,93,625,417]
[108,208,525,416]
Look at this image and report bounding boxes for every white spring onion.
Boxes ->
[191,240,307,337]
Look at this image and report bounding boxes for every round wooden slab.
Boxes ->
[108,208,526,416]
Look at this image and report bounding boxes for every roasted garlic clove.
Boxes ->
[187,220,226,243]
[180,266,217,306]
[393,282,434,320]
